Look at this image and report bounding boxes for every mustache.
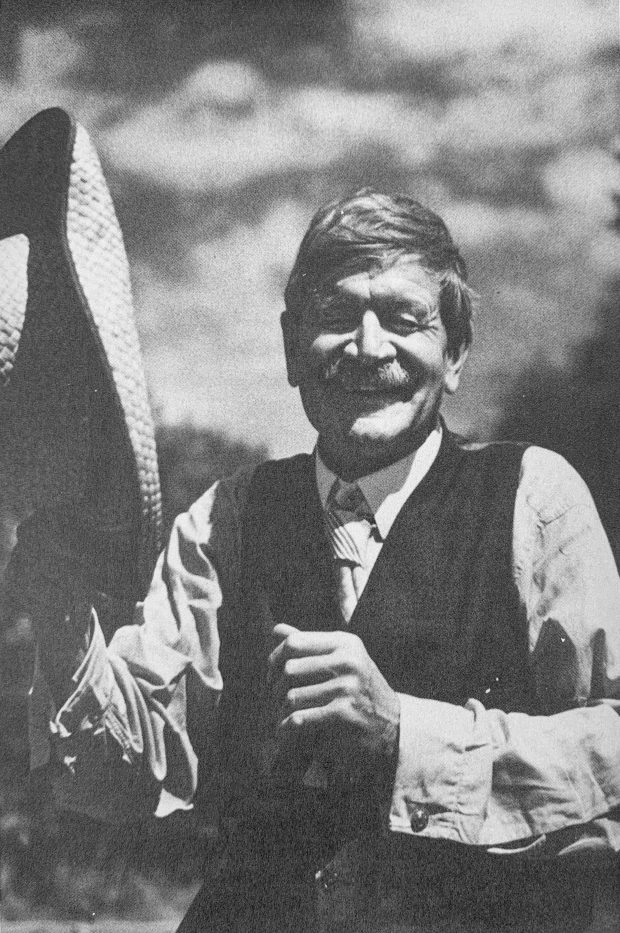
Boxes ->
[321,358,413,393]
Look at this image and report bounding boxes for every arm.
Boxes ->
[389,447,620,850]
[27,471,252,824]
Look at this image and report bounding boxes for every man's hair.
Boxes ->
[284,188,474,356]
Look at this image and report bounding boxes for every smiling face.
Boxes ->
[282,257,468,479]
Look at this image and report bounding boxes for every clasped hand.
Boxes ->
[268,624,400,773]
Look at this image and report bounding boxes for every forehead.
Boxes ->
[316,257,440,308]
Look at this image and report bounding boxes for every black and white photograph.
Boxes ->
[0,2,618,931]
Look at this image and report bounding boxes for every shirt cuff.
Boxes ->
[389,694,492,844]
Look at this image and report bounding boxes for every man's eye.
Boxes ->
[385,315,426,334]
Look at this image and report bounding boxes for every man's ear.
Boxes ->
[281,311,301,387]
[443,342,469,396]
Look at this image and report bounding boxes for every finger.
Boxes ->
[267,625,299,683]
[278,652,341,685]
[278,701,343,734]
[268,629,343,672]
[270,624,301,662]
[272,623,299,643]
[270,652,338,704]
[283,678,344,713]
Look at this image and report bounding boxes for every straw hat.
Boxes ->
[0,108,161,600]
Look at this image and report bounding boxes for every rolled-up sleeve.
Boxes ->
[389,447,620,851]
[29,470,253,823]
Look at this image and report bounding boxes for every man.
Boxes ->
[22,189,620,932]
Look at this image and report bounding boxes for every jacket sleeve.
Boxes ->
[389,447,620,853]
[29,471,252,824]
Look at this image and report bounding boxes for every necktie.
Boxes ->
[324,480,376,623]
[299,483,378,791]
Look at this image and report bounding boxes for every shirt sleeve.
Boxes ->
[389,447,620,851]
[29,469,253,824]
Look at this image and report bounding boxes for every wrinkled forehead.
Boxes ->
[310,253,441,304]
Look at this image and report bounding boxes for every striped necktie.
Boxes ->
[324,480,376,623]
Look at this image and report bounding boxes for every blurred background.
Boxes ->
[0,0,618,928]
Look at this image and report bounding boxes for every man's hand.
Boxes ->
[268,624,400,773]
[6,513,94,706]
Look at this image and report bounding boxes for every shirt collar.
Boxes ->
[315,424,443,540]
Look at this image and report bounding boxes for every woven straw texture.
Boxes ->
[0,109,161,595]
[0,234,28,387]
[65,124,162,587]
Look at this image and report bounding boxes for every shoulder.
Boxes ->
[183,464,258,531]
[168,463,264,555]
[510,446,609,605]
[452,434,528,475]
[455,435,527,466]
[516,445,596,524]
[455,436,595,521]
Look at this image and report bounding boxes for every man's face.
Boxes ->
[282,257,468,478]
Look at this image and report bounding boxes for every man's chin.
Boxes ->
[339,416,416,456]
[320,420,421,477]
[344,398,441,449]
[315,407,438,476]
[301,386,436,465]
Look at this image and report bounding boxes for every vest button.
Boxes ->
[409,805,429,833]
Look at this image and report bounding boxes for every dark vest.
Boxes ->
[239,430,535,711]
[183,432,594,933]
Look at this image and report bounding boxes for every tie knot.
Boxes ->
[325,480,375,566]
[329,480,372,521]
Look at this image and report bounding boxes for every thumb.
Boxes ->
[272,623,299,642]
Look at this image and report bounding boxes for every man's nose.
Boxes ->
[344,310,396,361]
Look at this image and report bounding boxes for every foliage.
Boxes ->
[156,423,268,538]
[495,160,620,560]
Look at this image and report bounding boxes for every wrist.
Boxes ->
[380,689,401,759]
[382,718,399,761]
[374,700,400,798]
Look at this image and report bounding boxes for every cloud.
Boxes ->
[15,25,87,91]
[132,197,316,454]
[102,69,440,192]
[442,202,550,249]
[347,0,613,63]
[543,148,620,225]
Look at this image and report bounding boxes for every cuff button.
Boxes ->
[410,805,429,833]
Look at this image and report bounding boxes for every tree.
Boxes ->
[496,157,620,559]
[156,423,267,538]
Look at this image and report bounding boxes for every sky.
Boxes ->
[0,0,618,458]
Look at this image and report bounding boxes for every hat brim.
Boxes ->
[0,108,161,598]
